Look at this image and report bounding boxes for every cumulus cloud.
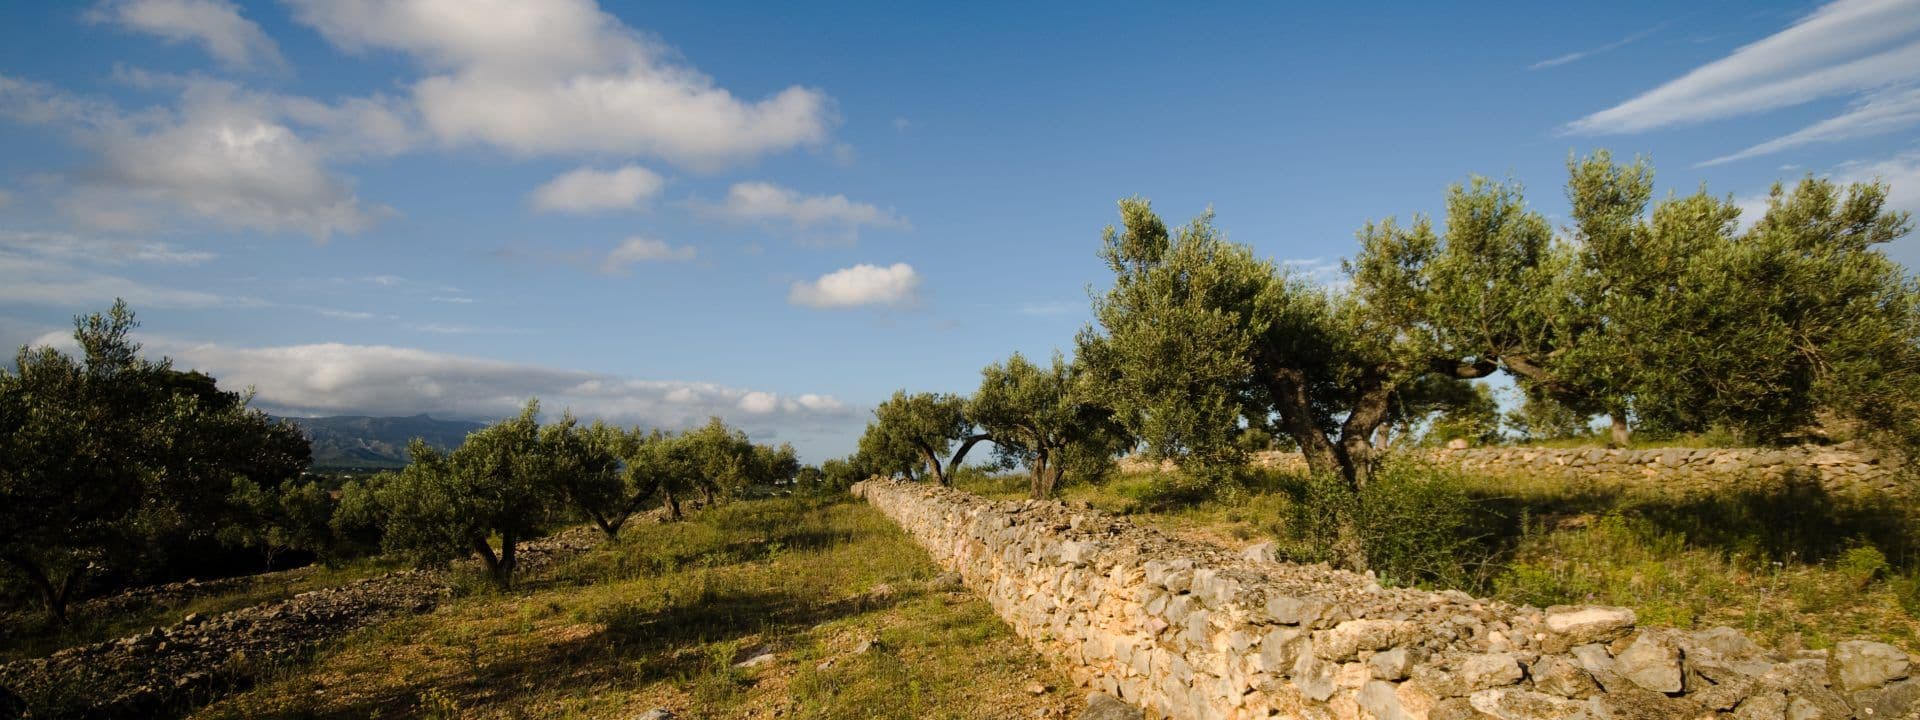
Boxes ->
[1566,0,1920,135]
[0,75,392,238]
[704,181,907,244]
[788,262,919,309]
[1698,87,1920,166]
[89,0,284,70]
[132,336,857,448]
[288,0,834,169]
[530,164,664,213]
[600,236,695,274]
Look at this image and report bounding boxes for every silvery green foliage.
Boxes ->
[971,352,1130,498]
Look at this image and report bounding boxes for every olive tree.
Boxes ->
[1499,153,1916,446]
[970,352,1129,498]
[1077,196,1523,488]
[379,400,552,587]
[627,429,697,520]
[865,391,991,485]
[541,416,638,540]
[221,478,336,569]
[0,301,311,623]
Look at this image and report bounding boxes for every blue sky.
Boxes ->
[3,0,1919,461]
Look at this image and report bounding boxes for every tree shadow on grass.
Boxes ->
[219,554,915,720]
[1466,469,1920,570]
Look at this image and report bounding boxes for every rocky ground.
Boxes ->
[0,527,603,719]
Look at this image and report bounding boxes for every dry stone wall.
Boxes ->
[856,479,1920,719]
[1118,445,1907,498]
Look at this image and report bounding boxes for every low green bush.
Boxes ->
[1270,457,1483,588]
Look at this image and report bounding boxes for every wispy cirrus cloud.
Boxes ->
[1698,87,1920,166]
[1565,0,1920,137]
[0,231,245,309]
[1529,21,1669,71]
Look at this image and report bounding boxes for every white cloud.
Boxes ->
[1015,301,1078,316]
[315,308,376,320]
[0,190,12,208]
[705,181,907,243]
[529,164,664,214]
[412,323,519,335]
[1699,87,1920,166]
[429,295,475,304]
[0,254,239,309]
[788,262,919,309]
[1566,0,1920,134]
[141,336,855,439]
[1529,22,1667,71]
[601,236,695,274]
[0,230,239,309]
[738,390,779,414]
[1836,150,1920,216]
[288,0,834,169]
[89,0,284,70]
[0,75,391,238]
[1732,150,1920,230]
[0,230,215,265]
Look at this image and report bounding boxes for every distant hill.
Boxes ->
[281,414,487,470]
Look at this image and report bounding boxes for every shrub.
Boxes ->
[1272,457,1481,587]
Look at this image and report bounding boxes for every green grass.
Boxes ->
[958,464,1920,649]
[189,495,1075,720]
[0,558,405,664]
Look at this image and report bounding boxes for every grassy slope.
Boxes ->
[957,467,1920,650]
[190,495,1075,720]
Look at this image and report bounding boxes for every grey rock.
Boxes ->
[1848,676,1920,718]
[1529,655,1598,698]
[1079,691,1142,720]
[1733,691,1787,720]
[1240,541,1277,564]
[733,652,777,670]
[1468,688,1588,719]
[1693,626,1762,659]
[1368,647,1411,681]
[1614,632,1684,693]
[633,710,674,720]
[1832,639,1909,692]
[1457,652,1524,692]
[1544,606,1636,644]
[1356,680,1417,720]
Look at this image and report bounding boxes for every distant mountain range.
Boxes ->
[280,414,486,470]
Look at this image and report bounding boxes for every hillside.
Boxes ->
[281,414,486,469]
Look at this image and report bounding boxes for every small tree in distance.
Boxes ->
[379,400,552,588]
[971,352,1129,498]
[866,391,991,485]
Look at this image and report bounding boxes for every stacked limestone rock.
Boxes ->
[0,526,601,718]
[1125,445,1909,499]
[855,479,1920,719]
